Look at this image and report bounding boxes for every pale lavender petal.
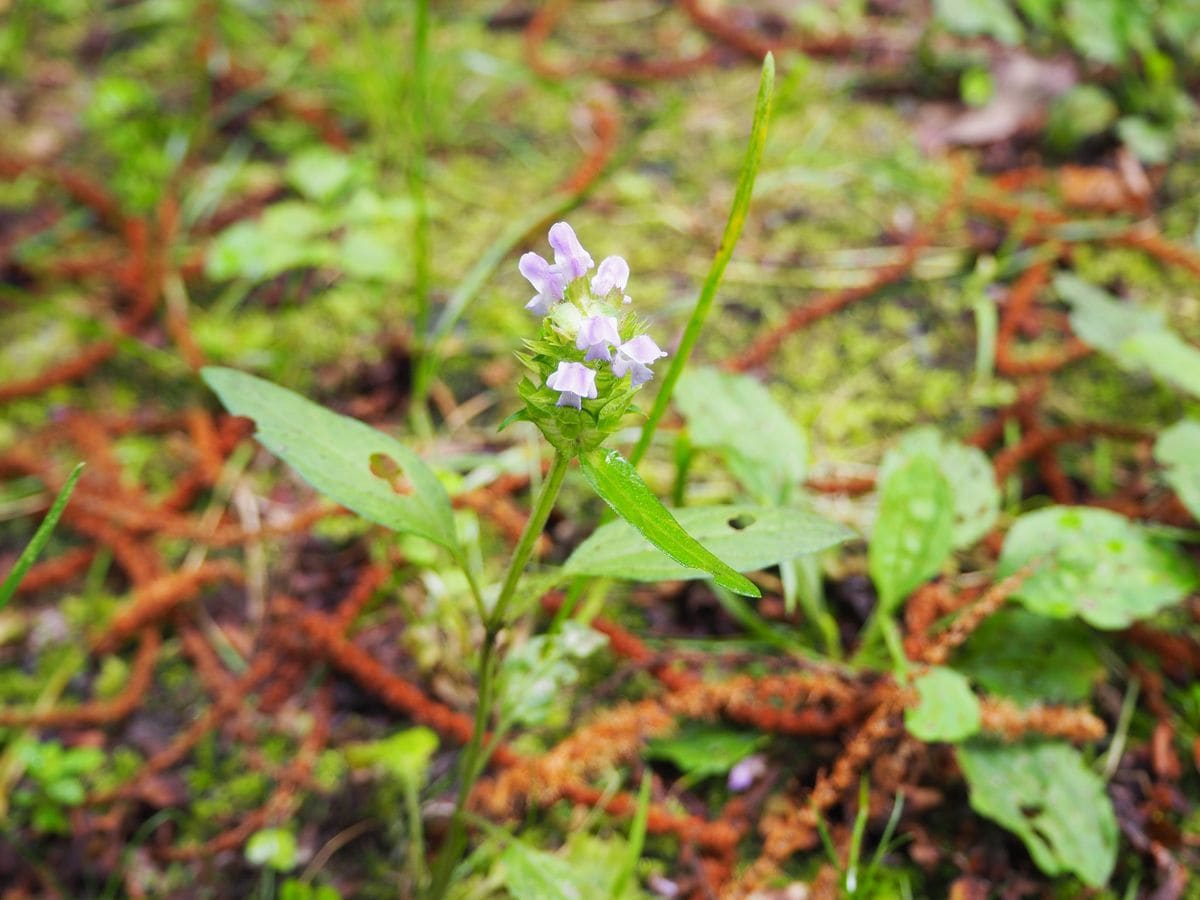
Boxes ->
[590,256,630,296]
[576,314,621,362]
[519,251,567,314]
[545,361,597,408]
[612,334,667,386]
[618,334,667,364]
[727,754,767,792]
[548,221,593,279]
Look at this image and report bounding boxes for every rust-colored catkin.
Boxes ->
[919,566,1035,666]
[184,407,225,485]
[523,0,720,81]
[666,673,868,737]
[279,597,519,763]
[333,563,387,630]
[754,685,904,864]
[92,559,243,653]
[0,628,161,727]
[979,697,1106,743]
[11,547,96,595]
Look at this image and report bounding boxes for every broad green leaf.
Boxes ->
[879,427,999,549]
[958,740,1117,887]
[201,367,458,552]
[245,827,299,872]
[342,727,438,785]
[645,723,766,781]
[675,367,807,503]
[579,448,760,597]
[1056,274,1200,399]
[500,842,586,900]
[286,146,353,202]
[499,622,607,728]
[905,667,981,743]
[1155,419,1200,521]
[1,462,84,610]
[564,504,852,583]
[934,0,1023,43]
[998,506,1198,628]
[869,455,956,612]
[952,609,1103,705]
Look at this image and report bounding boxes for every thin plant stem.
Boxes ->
[630,53,775,466]
[426,449,570,899]
[408,0,433,438]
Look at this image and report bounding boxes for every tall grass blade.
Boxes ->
[0,462,85,609]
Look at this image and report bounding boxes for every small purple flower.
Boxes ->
[590,256,630,300]
[545,361,597,409]
[519,252,567,315]
[727,754,767,792]
[611,334,667,387]
[576,314,621,362]
[548,222,593,280]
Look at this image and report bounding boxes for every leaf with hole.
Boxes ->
[998,506,1197,628]
[201,367,458,553]
[869,455,956,612]
[579,448,760,597]
[564,504,853,583]
[879,427,999,549]
[958,740,1117,886]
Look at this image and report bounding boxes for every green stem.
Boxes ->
[630,53,775,466]
[425,450,570,898]
[408,0,433,438]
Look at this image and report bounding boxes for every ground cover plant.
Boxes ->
[1,1,1199,897]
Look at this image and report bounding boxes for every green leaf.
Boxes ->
[201,367,458,552]
[1155,419,1200,521]
[934,0,1023,43]
[869,455,956,612]
[245,827,299,872]
[500,842,586,900]
[952,609,1103,705]
[286,146,353,202]
[1117,116,1172,165]
[342,727,438,786]
[958,740,1117,887]
[905,667,981,743]
[499,622,607,728]
[998,506,1198,628]
[675,367,807,503]
[564,504,852,583]
[0,462,84,610]
[1056,274,1200,399]
[645,723,766,781]
[879,427,999,549]
[580,449,761,597]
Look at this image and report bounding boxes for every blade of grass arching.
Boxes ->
[611,771,652,898]
[630,52,775,466]
[0,463,84,610]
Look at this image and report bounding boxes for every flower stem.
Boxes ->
[425,449,570,898]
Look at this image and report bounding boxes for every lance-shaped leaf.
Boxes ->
[202,367,458,553]
[579,448,760,597]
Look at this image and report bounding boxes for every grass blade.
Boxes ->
[0,462,85,609]
[631,52,775,465]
